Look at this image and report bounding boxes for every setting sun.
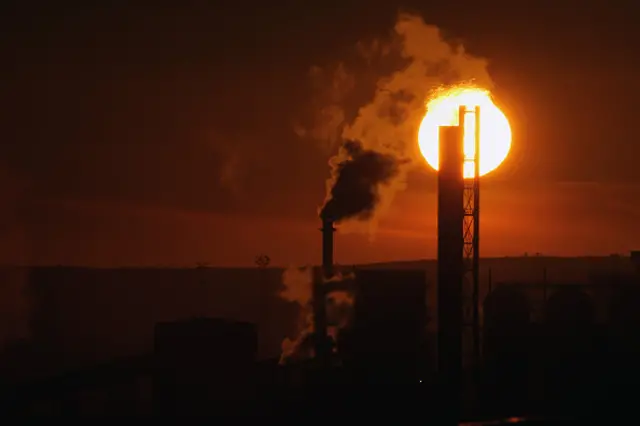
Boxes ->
[418,86,512,178]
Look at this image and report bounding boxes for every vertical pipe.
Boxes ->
[315,217,335,365]
[473,106,481,361]
[321,217,335,279]
[437,125,464,420]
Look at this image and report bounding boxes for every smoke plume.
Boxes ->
[326,290,354,343]
[304,13,493,230]
[278,266,314,365]
[320,140,406,223]
[278,267,355,365]
[279,265,313,305]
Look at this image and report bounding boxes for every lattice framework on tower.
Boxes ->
[460,106,481,364]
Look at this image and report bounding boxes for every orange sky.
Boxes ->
[3,4,640,267]
[2,180,635,268]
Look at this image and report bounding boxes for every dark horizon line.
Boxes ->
[0,253,635,271]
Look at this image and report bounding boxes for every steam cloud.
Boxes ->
[304,13,493,230]
[278,266,355,365]
[278,266,315,365]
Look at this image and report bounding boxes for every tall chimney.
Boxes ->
[437,124,464,418]
[321,217,336,279]
[314,217,336,365]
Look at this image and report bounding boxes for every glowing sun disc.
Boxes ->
[418,86,512,178]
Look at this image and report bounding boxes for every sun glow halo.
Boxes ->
[418,86,511,178]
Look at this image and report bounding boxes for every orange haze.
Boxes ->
[5,183,637,268]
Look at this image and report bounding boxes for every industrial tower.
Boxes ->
[437,106,481,400]
[461,106,481,364]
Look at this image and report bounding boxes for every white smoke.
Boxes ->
[277,267,355,365]
[278,266,315,365]
[301,13,494,235]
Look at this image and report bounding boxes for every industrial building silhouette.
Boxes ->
[0,254,639,418]
[1,107,638,421]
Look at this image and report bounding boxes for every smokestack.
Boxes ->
[437,123,464,414]
[313,217,336,366]
[321,217,336,279]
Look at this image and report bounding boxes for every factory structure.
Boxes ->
[2,104,635,374]
[3,106,640,415]
[311,106,482,377]
[309,105,640,385]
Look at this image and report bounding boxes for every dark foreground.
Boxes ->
[2,313,639,421]
[0,352,637,423]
